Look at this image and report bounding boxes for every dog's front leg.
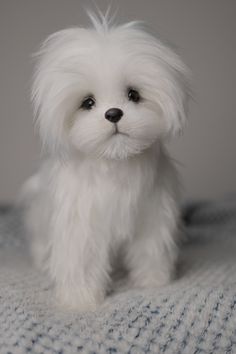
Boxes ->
[126,192,179,288]
[48,205,110,311]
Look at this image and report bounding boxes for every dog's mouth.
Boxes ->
[112,124,129,137]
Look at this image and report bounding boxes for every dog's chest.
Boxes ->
[76,158,149,239]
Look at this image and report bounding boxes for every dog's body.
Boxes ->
[22,14,189,311]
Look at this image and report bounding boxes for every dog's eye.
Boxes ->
[80,96,95,110]
[128,88,140,103]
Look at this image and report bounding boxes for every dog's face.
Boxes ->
[33,22,189,159]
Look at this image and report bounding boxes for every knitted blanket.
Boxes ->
[0,197,236,354]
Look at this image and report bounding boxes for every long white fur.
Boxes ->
[22,13,190,311]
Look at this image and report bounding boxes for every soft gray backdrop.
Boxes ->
[0,0,235,202]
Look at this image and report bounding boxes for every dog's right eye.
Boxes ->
[80,96,95,110]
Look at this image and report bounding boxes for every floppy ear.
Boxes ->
[32,29,83,155]
[151,41,191,137]
[119,21,191,136]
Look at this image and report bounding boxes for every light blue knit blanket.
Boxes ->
[0,197,236,354]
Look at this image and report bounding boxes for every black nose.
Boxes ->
[105,108,123,123]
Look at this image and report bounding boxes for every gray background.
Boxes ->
[0,0,235,202]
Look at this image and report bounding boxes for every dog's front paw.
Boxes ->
[130,269,174,289]
[56,285,105,312]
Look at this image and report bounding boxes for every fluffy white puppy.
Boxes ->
[22,14,189,311]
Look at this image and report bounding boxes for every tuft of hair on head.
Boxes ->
[85,4,118,34]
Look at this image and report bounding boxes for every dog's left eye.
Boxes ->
[80,96,96,110]
[128,88,140,103]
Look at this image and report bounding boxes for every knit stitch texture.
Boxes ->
[0,197,236,354]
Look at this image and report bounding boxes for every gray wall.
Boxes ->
[0,0,235,202]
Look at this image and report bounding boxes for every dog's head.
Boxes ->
[33,14,190,159]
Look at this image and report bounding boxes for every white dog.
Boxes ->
[22,13,190,311]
